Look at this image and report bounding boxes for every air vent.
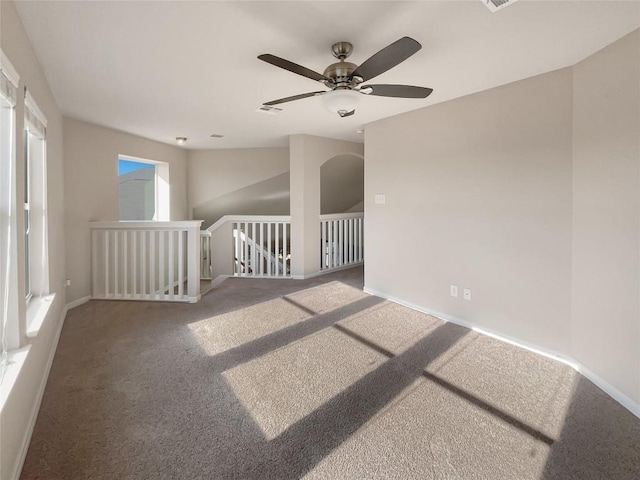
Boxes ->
[481,0,520,13]
[209,133,224,139]
[255,105,284,115]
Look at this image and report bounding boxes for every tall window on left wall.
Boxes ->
[23,91,49,306]
[1,53,19,381]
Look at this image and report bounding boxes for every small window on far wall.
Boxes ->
[118,159,156,220]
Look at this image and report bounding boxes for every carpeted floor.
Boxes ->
[20,266,640,479]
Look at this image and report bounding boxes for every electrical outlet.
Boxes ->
[463,288,471,301]
[65,279,71,287]
[450,285,458,297]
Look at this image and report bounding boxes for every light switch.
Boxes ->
[374,194,386,205]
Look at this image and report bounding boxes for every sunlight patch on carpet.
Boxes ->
[187,281,369,356]
[188,297,311,356]
[222,327,388,439]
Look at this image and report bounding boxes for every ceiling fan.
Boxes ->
[258,37,433,118]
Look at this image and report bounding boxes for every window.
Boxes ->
[23,91,48,303]
[1,51,19,379]
[118,155,170,221]
[118,159,156,220]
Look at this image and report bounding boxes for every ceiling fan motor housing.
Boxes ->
[324,61,360,86]
[325,42,363,88]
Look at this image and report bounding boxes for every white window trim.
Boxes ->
[23,93,49,339]
[1,51,20,374]
[0,49,20,90]
[25,90,48,129]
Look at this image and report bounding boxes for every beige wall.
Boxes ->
[63,117,188,302]
[187,147,290,219]
[571,30,640,404]
[289,135,364,277]
[1,2,66,479]
[320,154,364,215]
[365,29,640,409]
[365,68,574,354]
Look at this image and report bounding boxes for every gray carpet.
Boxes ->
[20,266,640,479]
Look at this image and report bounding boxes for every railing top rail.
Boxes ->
[319,212,364,221]
[90,220,203,230]
[207,215,292,233]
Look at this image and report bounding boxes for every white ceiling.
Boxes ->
[14,0,640,150]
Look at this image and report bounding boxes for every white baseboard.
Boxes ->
[65,295,90,311]
[292,263,364,280]
[364,286,640,420]
[211,275,231,287]
[576,364,640,418]
[11,296,70,480]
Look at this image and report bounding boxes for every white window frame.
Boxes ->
[23,91,49,305]
[1,50,20,380]
[118,154,170,221]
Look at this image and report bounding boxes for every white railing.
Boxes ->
[320,213,364,270]
[200,230,212,279]
[90,221,203,303]
[231,217,291,277]
[205,215,291,279]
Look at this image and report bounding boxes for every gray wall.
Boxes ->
[1,2,66,478]
[366,67,573,353]
[289,135,364,277]
[188,147,290,227]
[571,30,640,404]
[63,117,188,302]
[320,154,364,215]
[365,29,640,407]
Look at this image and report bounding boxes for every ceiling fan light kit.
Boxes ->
[322,89,360,117]
[258,37,433,118]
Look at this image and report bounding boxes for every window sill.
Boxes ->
[26,293,56,338]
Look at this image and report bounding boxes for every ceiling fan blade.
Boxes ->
[361,84,433,99]
[351,37,422,82]
[258,54,332,83]
[263,91,327,106]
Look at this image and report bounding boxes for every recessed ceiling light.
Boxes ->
[210,133,224,138]
[175,137,187,146]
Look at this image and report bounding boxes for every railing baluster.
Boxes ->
[91,230,97,297]
[141,230,147,297]
[275,223,278,276]
[158,230,165,300]
[359,217,363,261]
[123,230,128,297]
[150,231,156,299]
[168,230,175,300]
[257,222,262,276]
[104,230,110,297]
[320,220,324,270]
[178,230,184,298]
[267,222,272,277]
[243,222,249,277]
[283,222,288,275]
[114,230,119,297]
[132,230,137,298]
